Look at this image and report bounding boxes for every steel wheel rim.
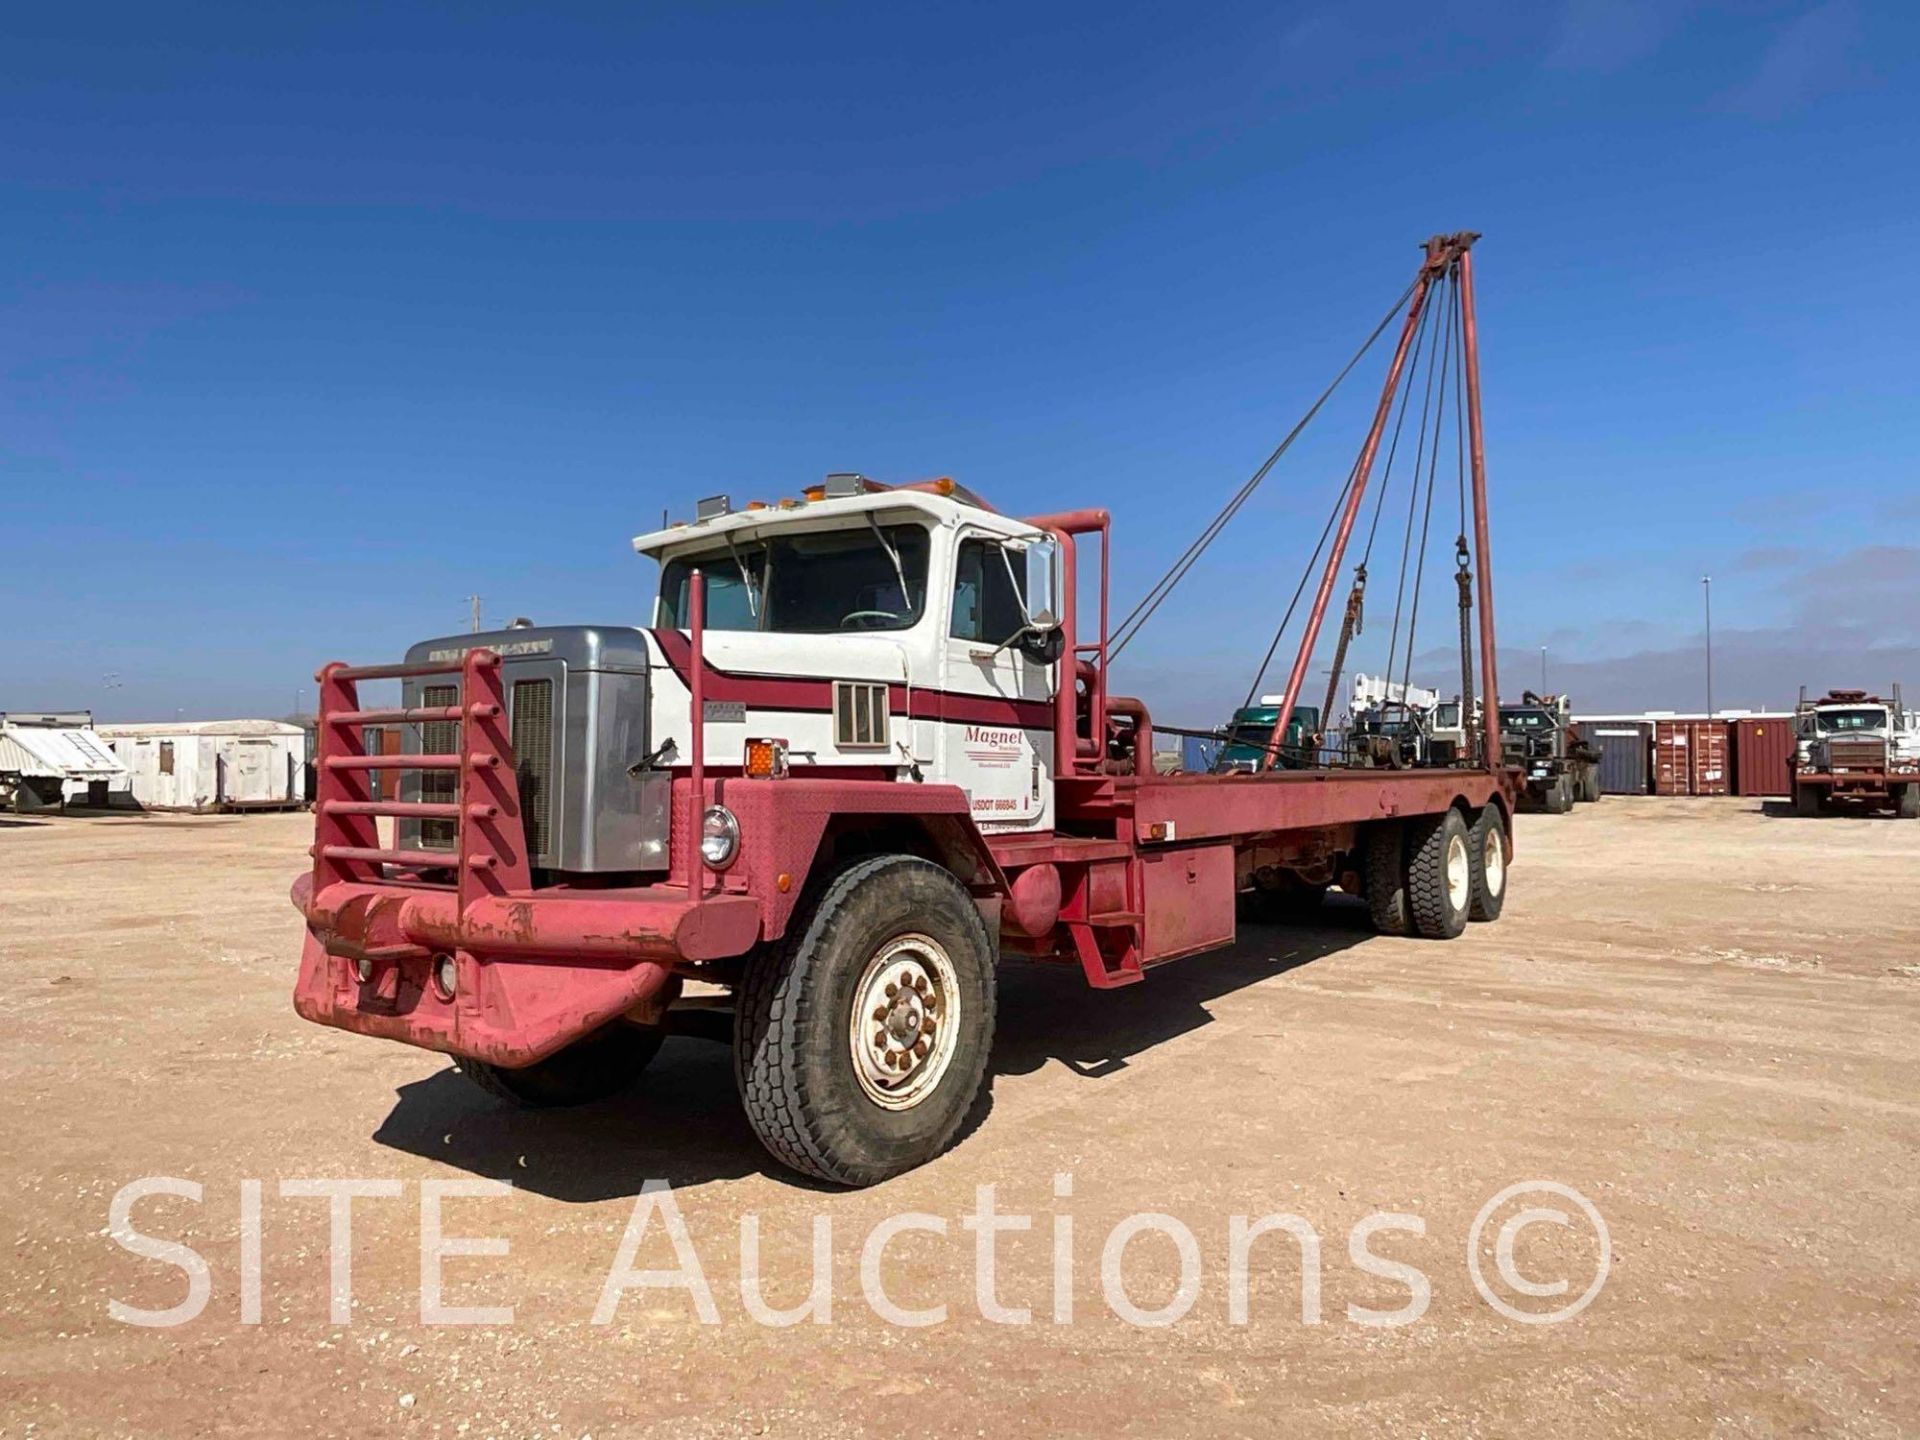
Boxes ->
[849,934,961,1111]
[1482,826,1505,897]
[1445,832,1471,911]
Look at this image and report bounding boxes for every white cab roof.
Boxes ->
[632,486,1043,559]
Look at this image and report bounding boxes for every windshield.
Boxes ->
[1814,708,1887,733]
[1434,702,1460,727]
[1499,708,1555,731]
[1227,707,1317,747]
[660,523,931,634]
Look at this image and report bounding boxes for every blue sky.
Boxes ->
[3,1,1915,723]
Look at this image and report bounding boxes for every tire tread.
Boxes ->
[1406,808,1471,939]
[734,855,996,1186]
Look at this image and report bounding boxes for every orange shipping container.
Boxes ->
[1653,720,1691,795]
[1690,720,1730,796]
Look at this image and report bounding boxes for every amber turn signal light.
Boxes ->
[744,738,790,779]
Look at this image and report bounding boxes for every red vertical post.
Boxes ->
[1260,246,1443,770]
[1458,246,1501,776]
[686,570,706,899]
[1050,529,1079,779]
[310,663,373,890]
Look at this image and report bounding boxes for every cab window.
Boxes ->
[950,538,1029,644]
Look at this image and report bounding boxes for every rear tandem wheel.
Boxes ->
[1404,807,1473,939]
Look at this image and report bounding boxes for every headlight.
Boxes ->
[699,805,740,869]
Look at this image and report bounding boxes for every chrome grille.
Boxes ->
[419,684,458,848]
[511,678,554,861]
[834,680,890,749]
[1828,737,1886,771]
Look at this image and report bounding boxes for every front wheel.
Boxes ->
[461,1023,664,1107]
[1895,785,1920,820]
[1793,785,1823,818]
[1541,774,1573,814]
[734,855,997,1187]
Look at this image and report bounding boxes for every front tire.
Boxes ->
[1467,806,1507,922]
[1793,785,1823,818]
[1541,774,1573,814]
[461,1023,664,1107]
[1406,807,1472,939]
[734,855,997,1187]
[1895,785,1920,819]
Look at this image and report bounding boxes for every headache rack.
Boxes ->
[309,649,534,907]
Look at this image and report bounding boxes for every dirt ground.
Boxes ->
[3,797,1918,1437]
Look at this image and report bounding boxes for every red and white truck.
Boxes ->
[291,233,1516,1185]
[1789,688,1920,817]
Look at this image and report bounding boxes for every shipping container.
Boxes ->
[1592,724,1650,794]
[1732,716,1794,796]
[1690,719,1730,796]
[1181,733,1219,773]
[1653,720,1691,795]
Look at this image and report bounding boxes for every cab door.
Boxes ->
[938,532,1055,832]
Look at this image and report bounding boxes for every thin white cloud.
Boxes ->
[1721,0,1868,117]
[1543,0,1688,73]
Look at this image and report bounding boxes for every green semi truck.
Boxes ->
[1213,700,1322,772]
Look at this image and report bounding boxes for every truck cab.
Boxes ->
[631,475,1065,834]
[1214,700,1321,772]
[1498,692,1599,812]
[1791,689,1920,817]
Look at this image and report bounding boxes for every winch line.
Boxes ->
[1396,272,1461,707]
[1107,274,1420,662]
[1235,287,1442,715]
[1382,268,1452,698]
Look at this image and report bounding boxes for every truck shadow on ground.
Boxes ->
[990,899,1372,1080]
[372,1039,808,1200]
[371,901,1371,1202]
[1756,799,1906,820]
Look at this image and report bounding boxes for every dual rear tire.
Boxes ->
[1367,805,1506,937]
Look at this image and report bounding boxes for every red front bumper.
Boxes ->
[291,874,759,1066]
[1796,769,1913,793]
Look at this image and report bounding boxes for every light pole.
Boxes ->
[1701,575,1713,717]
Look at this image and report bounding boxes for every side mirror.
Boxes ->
[1022,537,1061,630]
[1017,627,1066,665]
[968,535,1065,666]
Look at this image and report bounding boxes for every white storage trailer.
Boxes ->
[100,720,307,813]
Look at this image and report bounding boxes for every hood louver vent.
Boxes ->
[834,681,890,749]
